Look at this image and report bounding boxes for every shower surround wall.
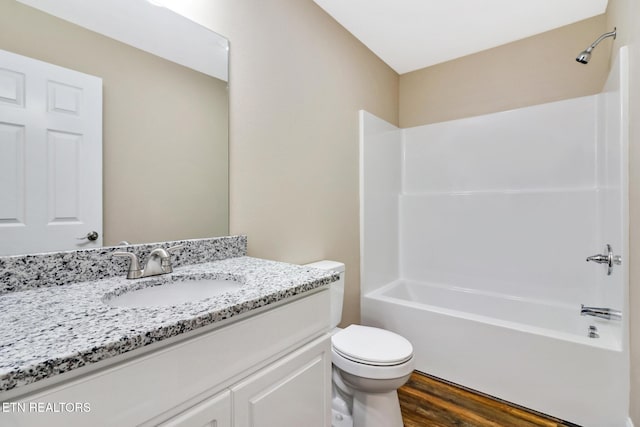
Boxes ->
[360,48,629,427]
[401,97,599,304]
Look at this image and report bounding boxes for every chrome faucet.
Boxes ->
[580,304,622,321]
[113,244,183,279]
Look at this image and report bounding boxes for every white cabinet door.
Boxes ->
[0,48,102,255]
[231,335,332,427]
[158,390,231,427]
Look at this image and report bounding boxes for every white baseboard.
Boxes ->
[627,417,635,427]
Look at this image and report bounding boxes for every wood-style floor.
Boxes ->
[398,371,580,427]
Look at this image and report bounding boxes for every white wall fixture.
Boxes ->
[359,111,402,295]
[401,96,598,304]
[314,0,608,73]
[359,46,629,426]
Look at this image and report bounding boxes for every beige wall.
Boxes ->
[0,0,229,247]
[163,0,399,326]
[606,0,640,424]
[399,15,610,127]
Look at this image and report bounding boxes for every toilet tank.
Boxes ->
[304,260,345,329]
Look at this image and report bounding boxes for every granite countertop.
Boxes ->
[0,256,338,393]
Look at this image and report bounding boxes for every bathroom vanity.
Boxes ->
[0,236,336,426]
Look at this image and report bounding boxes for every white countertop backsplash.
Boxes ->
[0,236,248,295]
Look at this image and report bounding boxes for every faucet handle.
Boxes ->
[151,244,183,275]
[586,244,621,276]
[113,251,143,279]
[167,244,184,254]
[156,244,183,263]
[163,245,184,268]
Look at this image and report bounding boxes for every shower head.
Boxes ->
[576,49,592,64]
[576,28,616,64]
[576,47,592,64]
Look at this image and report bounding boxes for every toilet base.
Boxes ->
[332,408,354,427]
[332,364,412,427]
[332,370,354,427]
[352,390,404,427]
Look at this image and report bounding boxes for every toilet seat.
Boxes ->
[332,325,413,365]
[333,346,412,366]
[331,325,414,380]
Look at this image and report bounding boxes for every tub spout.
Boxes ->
[580,304,622,321]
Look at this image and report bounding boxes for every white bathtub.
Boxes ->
[361,279,627,427]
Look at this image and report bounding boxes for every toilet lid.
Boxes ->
[331,325,413,366]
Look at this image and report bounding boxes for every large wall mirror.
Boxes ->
[0,0,229,256]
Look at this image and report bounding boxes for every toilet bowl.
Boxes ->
[332,324,414,427]
[305,261,414,427]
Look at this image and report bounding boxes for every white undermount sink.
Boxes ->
[105,278,243,308]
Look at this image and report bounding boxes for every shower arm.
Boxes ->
[586,28,617,52]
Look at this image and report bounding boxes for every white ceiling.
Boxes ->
[313,0,609,74]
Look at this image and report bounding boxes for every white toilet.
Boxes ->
[306,261,414,427]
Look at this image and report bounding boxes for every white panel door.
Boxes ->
[0,49,102,255]
[231,336,332,427]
